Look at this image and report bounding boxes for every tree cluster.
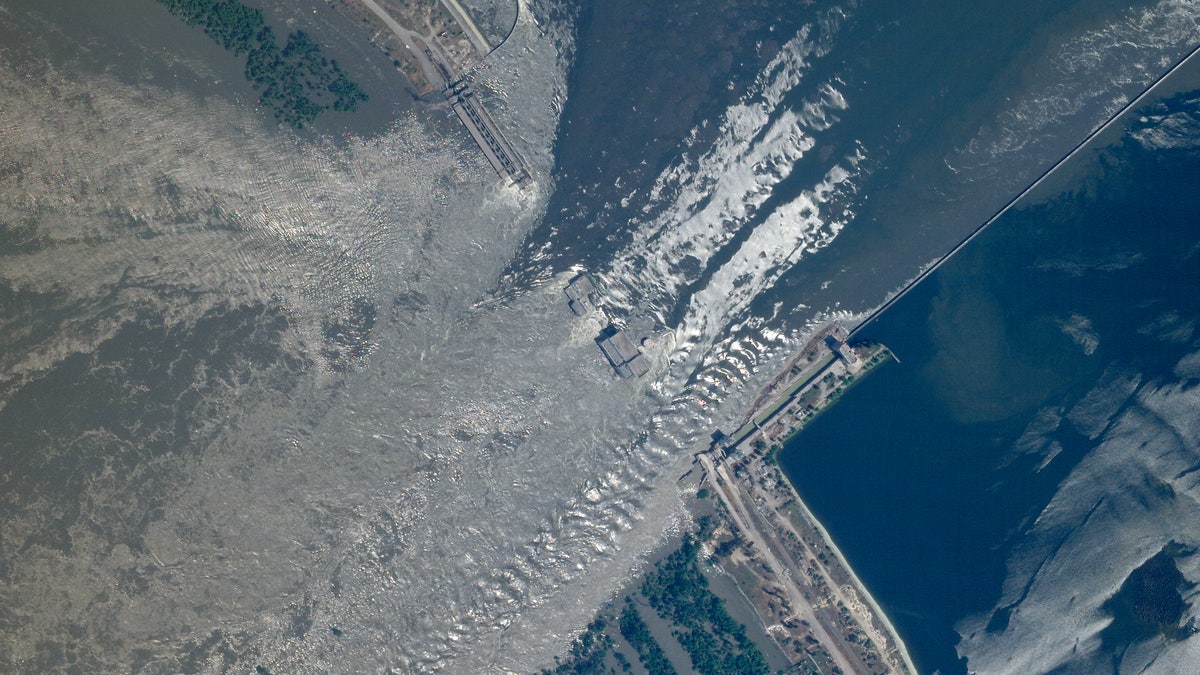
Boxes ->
[618,600,677,675]
[1100,545,1195,648]
[641,536,769,675]
[540,618,618,675]
[157,0,368,128]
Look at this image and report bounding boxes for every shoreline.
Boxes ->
[543,320,917,674]
[775,454,920,674]
[693,323,918,674]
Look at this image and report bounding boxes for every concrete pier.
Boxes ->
[447,85,529,184]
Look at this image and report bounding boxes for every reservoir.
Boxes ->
[780,81,1200,673]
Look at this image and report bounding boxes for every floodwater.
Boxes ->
[1,0,1198,671]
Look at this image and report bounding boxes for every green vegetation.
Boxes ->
[712,532,741,559]
[540,618,616,675]
[641,535,769,675]
[157,0,368,128]
[618,600,678,675]
[543,518,769,675]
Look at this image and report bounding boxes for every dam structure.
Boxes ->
[711,324,889,462]
[850,39,1200,340]
[596,327,650,379]
[563,273,598,316]
[423,35,529,184]
[563,273,651,379]
[691,322,916,674]
[351,0,529,184]
[445,81,529,184]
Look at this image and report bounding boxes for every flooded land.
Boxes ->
[3,0,1199,673]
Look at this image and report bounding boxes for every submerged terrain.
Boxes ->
[1,0,1199,672]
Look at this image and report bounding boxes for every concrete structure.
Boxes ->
[825,331,860,369]
[447,85,529,184]
[350,0,529,185]
[562,273,648,377]
[712,326,887,459]
[622,353,651,378]
[597,327,650,378]
[563,273,597,316]
[849,41,1200,342]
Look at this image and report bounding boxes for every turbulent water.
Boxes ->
[1,0,1199,672]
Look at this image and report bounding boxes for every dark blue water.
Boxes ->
[513,0,1183,340]
[781,88,1200,673]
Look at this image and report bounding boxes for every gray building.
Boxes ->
[598,326,651,378]
[825,330,860,367]
[564,274,597,316]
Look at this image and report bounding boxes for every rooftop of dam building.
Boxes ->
[563,273,598,316]
[562,273,650,378]
[597,327,650,379]
[825,330,861,368]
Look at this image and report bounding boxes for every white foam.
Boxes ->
[954,0,1200,170]
[675,161,859,349]
[601,30,855,362]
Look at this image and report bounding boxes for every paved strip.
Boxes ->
[698,453,860,675]
[353,0,445,89]
[440,0,492,55]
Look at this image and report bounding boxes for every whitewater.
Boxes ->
[1,0,1199,672]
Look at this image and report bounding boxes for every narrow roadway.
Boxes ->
[756,480,913,673]
[354,0,446,89]
[439,0,492,55]
[850,40,1200,341]
[699,454,859,674]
